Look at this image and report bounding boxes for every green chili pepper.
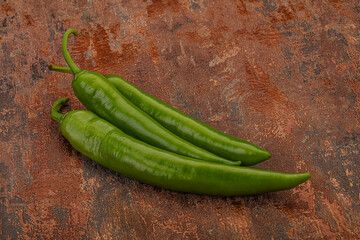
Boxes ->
[106,75,272,166]
[51,97,310,196]
[56,29,240,166]
[49,62,270,166]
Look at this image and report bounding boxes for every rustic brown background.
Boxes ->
[1,0,359,239]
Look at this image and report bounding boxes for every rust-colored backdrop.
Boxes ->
[1,0,359,239]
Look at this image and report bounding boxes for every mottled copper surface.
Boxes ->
[1,0,359,239]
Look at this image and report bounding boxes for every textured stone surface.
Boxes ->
[1,0,359,239]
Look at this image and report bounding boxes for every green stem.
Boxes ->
[51,97,69,123]
[48,64,73,74]
[62,29,81,74]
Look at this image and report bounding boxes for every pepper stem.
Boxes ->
[51,97,69,123]
[62,29,81,74]
[48,64,73,74]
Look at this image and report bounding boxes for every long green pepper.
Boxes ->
[51,98,310,196]
[50,31,271,166]
[49,63,271,166]
[57,29,239,166]
[50,29,271,166]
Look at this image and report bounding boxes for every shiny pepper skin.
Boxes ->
[59,29,241,166]
[106,74,271,166]
[51,98,311,196]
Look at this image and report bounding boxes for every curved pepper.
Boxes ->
[56,29,240,166]
[51,97,310,196]
[106,74,271,166]
[49,63,271,166]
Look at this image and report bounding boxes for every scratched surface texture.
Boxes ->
[1,0,359,239]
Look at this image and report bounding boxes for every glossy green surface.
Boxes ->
[48,64,270,166]
[51,99,311,196]
[106,74,271,166]
[60,29,240,166]
[72,70,240,166]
